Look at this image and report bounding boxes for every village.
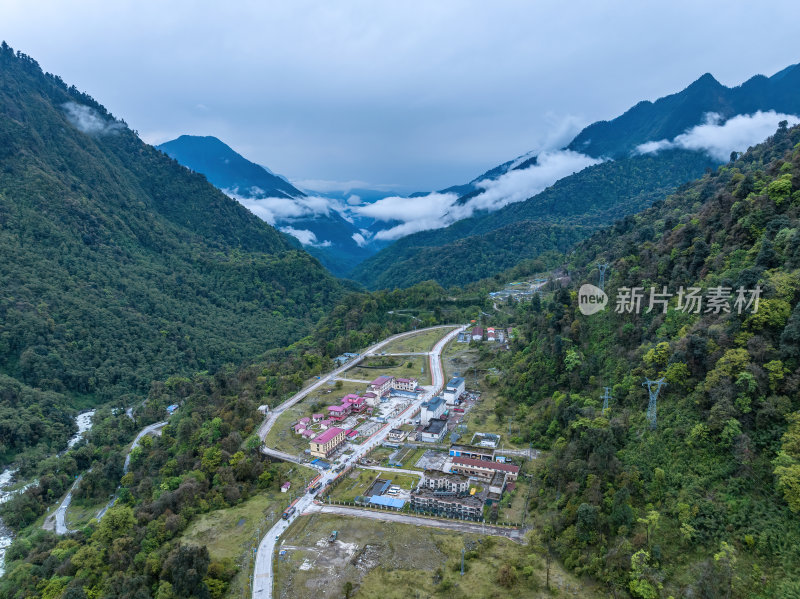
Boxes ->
[286,365,529,523]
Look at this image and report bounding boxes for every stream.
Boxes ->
[0,410,95,576]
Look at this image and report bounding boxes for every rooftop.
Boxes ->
[312,427,345,444]
[412,488,483,508]
[370,375,393,386]
[328,405,347,412]
[422,418,447,435]
[423,469,470,484]
[446,377,465,387]
[422,396,444,410]
[452,456,519,474]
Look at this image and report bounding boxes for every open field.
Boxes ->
[273,513,599,599]
[65,496,107,530]
[180,464,315,598]
[345,355,431,386]
[328,468,421,502]
[378,327,451,354]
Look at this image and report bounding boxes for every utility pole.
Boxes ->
[461,548,465,576]
[598,263,609,292]
[601,387,612,415]
[643,378,667,429]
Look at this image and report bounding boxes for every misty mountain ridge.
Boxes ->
[351,61,800,288]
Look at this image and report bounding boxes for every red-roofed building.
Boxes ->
[450,456,519,481]
[345,429,359,439]
[310,427,346,458]
[312,413,324,422]
[299,416,311,424]
[367,375,394,398]
[302,429,316,439]
[471,327,484,341]
[363,392,379,407]
[328,404,351,421]
[319,419,333,430]
[293,423,306,434]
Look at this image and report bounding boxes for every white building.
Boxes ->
[420,396,445,426]
[393,377,418,392]
[443,377,465,405]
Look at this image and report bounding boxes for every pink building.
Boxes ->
[312,413,324,422]
[319,419,333,430]
[368,375,394,398]
[293,423,306,434]
[328,404,351,421]
[302,429,316,439]
[299,416,311,425]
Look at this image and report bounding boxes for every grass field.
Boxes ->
[328,468,420,502]
[345,355,431,386]
[273,513,599,599]
[65,496,107,529]
[379,327,453,354]
[180,464,315,598]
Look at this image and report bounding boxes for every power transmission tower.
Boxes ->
[642,378,667,429]
[597,263,610,291]
[601,387,612,415]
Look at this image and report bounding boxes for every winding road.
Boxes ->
[251,324,467,599]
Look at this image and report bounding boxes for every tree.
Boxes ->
[161,545,211,599]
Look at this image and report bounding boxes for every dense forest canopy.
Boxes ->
[0,43,349,465]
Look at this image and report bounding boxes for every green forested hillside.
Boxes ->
[351,149,715,289]
[491,122,800,596]
[0,44,347,464]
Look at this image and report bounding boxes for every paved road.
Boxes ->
[309,504,525,542]
[256,325,459,445]
[251,324,465,599]
[124,421,167,473]
[358,465,423,477]
[51,475,82,534]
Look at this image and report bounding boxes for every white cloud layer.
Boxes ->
[358,150,600,240]
[637,111,800,161]
[279,226,331,247]
[62,102,125,135]
[230,193,335,225]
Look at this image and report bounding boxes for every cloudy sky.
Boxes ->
[3,0,800,192]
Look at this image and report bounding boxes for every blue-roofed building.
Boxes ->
[369,495,406,509]
[443,377,465,405]
[420,396,445,426]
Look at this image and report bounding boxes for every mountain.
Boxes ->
[0,43,347,464]
[568,66,800,158]
[495,122,800,596]
[157,134,303,198]
[157,135,376,276]
[353,63,800,289]
[352,149,716,288]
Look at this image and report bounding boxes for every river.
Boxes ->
[0,410,95,576]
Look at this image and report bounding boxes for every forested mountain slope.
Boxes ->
[494,122,800,597]
[0,44,347,464]
[352,149,715,289]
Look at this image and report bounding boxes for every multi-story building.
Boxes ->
[419,469,470,494]
[442,377,465,405]
[410,488,483,520]
[420,395,445,426]
[450,456,519,482]
[393,377,418,392]
[309,427,346,458]
[367,375,394,398]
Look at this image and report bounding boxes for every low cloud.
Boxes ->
[231,193,334,225]
[346,194,362,205]
[279,226,331,247]
[293,179,398,194]
[351,232,367,247]
[62,102,125,136]
[637,111,800,162]
[360,150,600,240]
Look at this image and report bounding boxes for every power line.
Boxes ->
[642,378,667,429]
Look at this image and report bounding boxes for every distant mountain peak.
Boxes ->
[157,135,303,199]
